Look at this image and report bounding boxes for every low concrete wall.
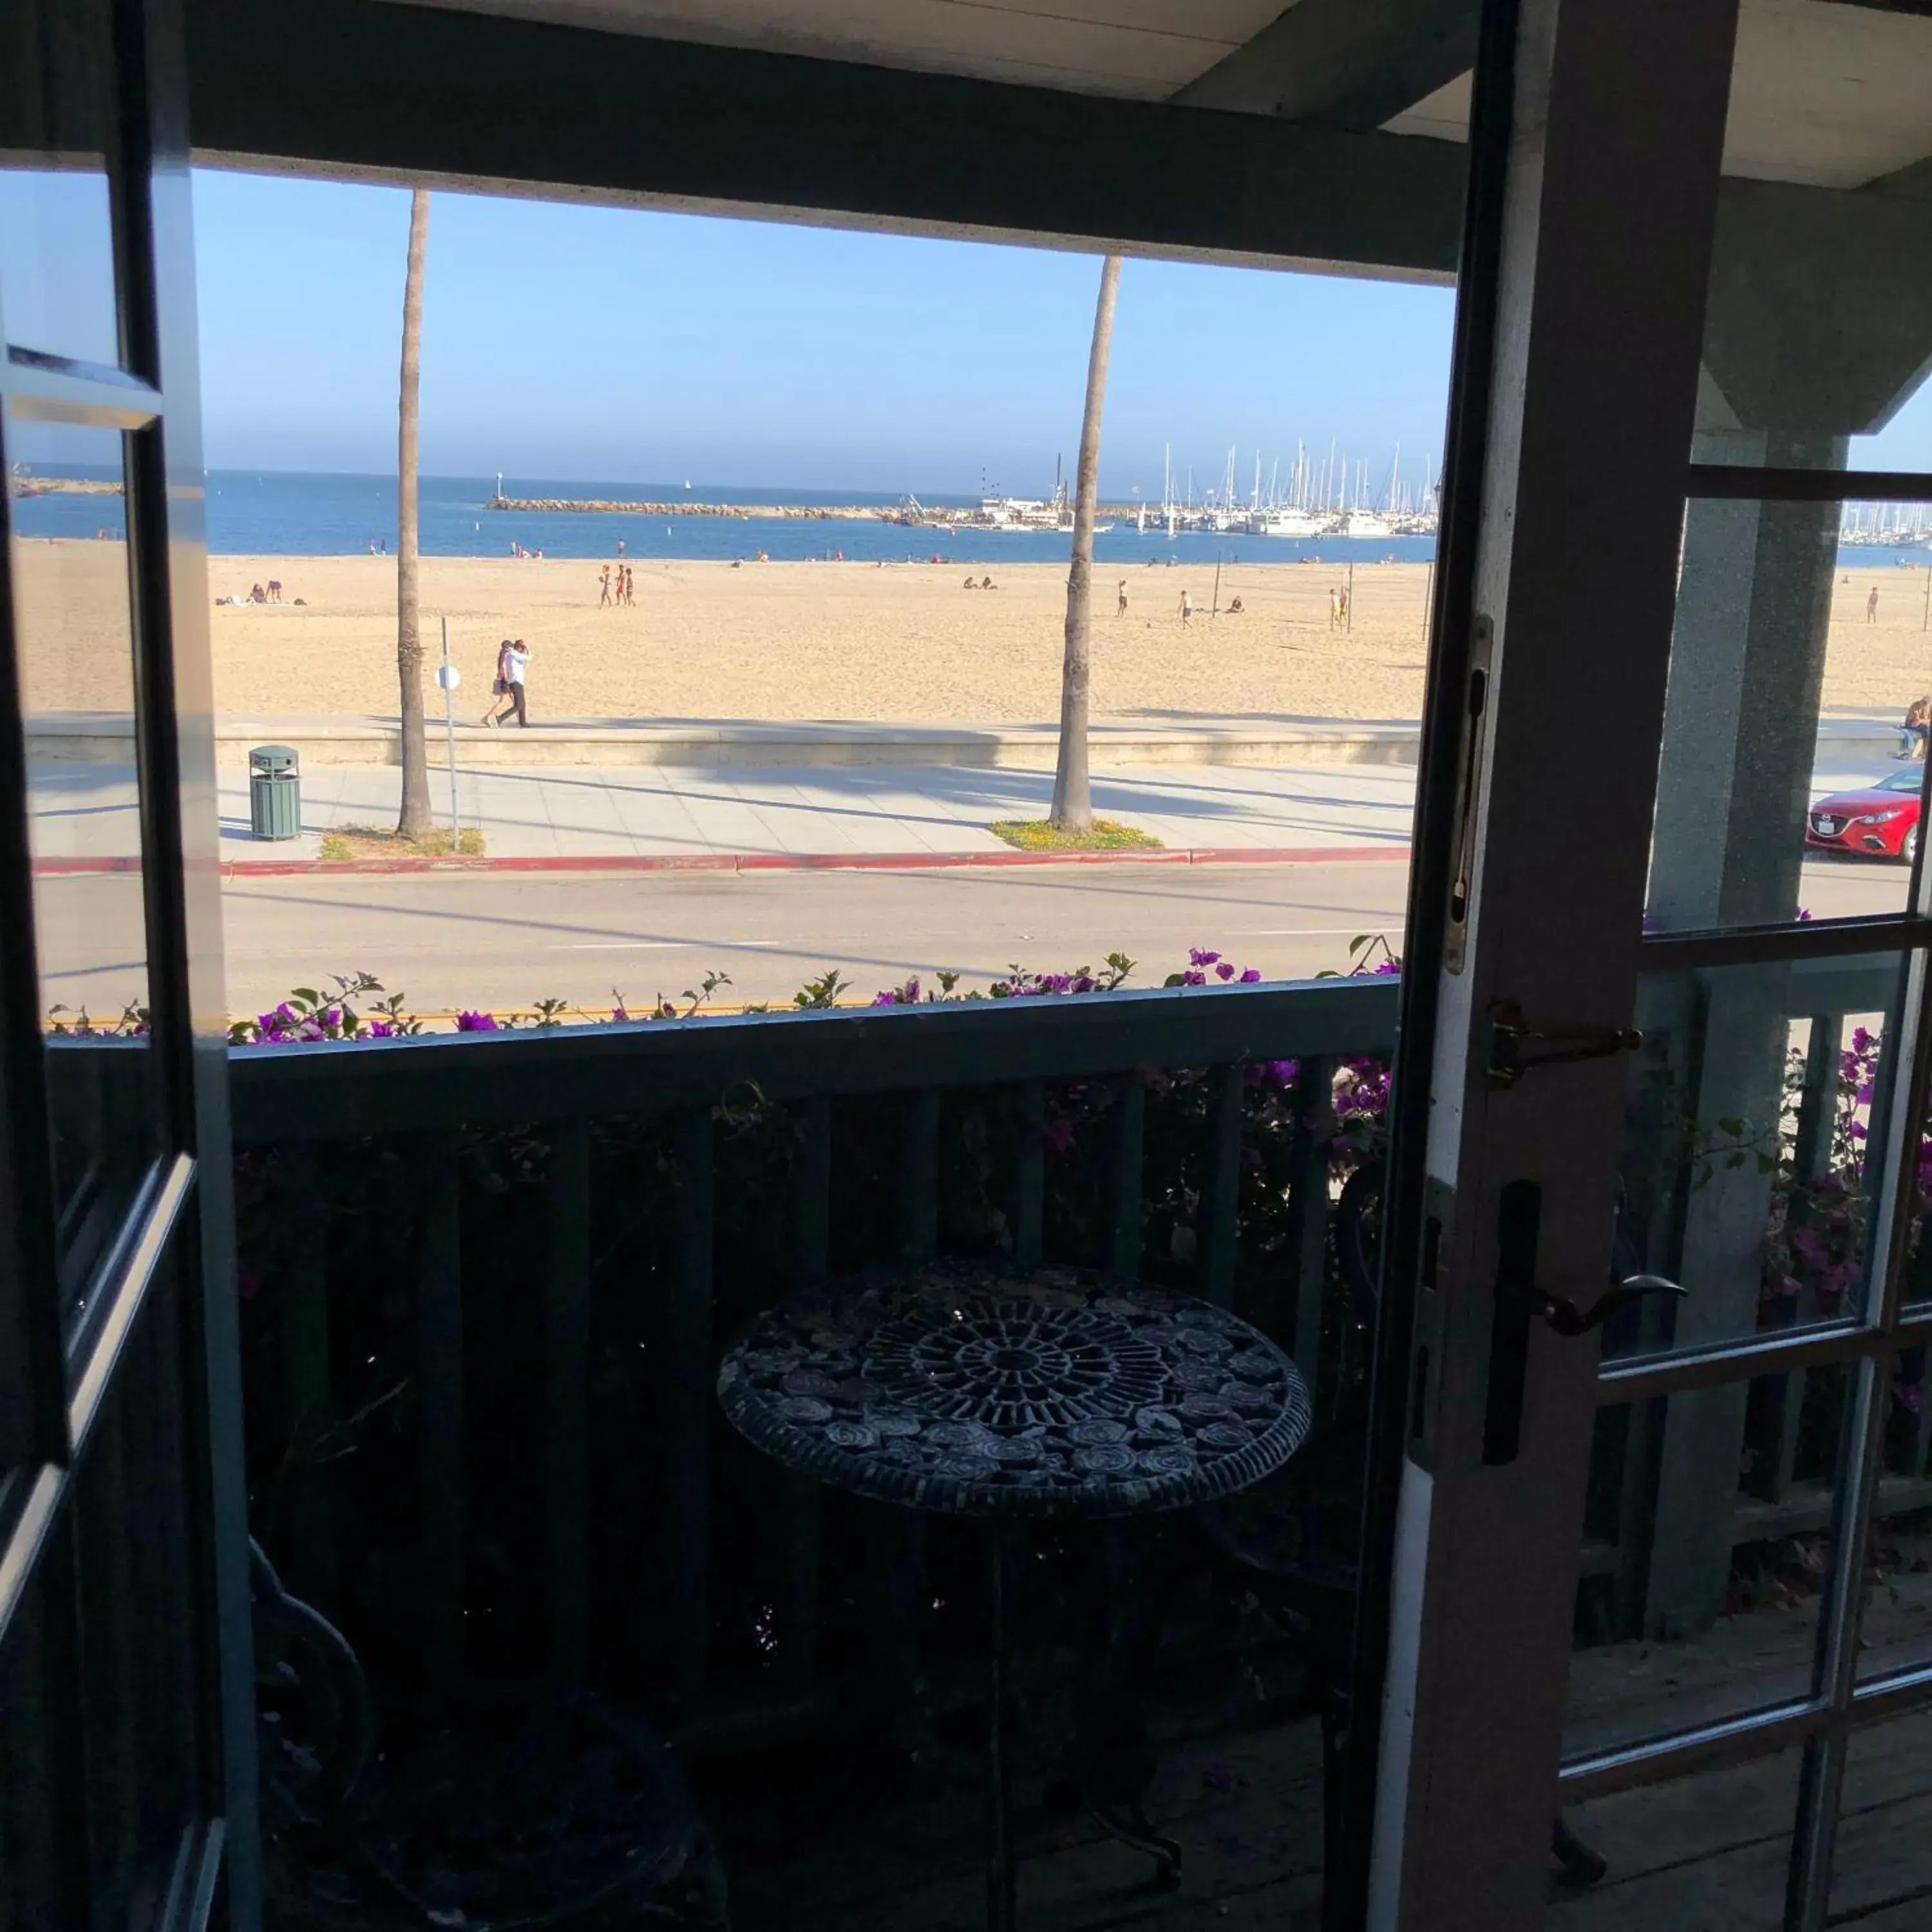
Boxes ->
[25,713,1905,771]
[23,714,1426,770]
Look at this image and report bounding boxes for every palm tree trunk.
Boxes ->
[1050,253,1122,833]
[396,187,433,839]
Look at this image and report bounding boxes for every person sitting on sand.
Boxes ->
[963,575,976,590]
[249,583,267,604]
[1227,595,1244,614]
[1899,696,1930,759]
[981,575,996,590]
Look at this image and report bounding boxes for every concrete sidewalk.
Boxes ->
[28,747,1913,871]
[215,760,1422,863]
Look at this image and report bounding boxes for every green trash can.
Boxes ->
[249,744,301,840]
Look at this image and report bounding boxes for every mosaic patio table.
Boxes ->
[717,1261,1312,1932]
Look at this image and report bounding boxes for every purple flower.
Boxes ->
[1189,947,1222,968]
[1215,961,1235,981]
[455,1010,498,1032]
[1239,968,1262,983]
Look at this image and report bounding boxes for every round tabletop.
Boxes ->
[717,1263,1312,1520]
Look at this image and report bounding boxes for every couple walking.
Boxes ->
[600,563,635,607]
[483,637,531,726]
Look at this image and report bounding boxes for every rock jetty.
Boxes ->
[14,476,125,498]
[486,497,884,520]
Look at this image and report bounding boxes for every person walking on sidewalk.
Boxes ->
[482,638,513,726]
[500,638,531,726]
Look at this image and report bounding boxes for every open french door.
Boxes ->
[0,2,258,1928]
[1347,0,1932,1927]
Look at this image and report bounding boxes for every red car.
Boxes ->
[1806,768,1922,864]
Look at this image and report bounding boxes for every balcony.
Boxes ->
[220,969,1932,1927]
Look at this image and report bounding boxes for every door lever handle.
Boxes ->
[1525,1271,1687,1338]
[1487,1177,1688,1465]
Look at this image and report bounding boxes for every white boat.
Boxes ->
[1343,510,1392,540]
[1258,509,1329,539]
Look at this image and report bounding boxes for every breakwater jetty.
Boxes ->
[486,496,886,520]
[485,495,1147,524]
[14,476,125,498]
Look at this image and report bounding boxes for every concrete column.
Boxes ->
[1633,169,1932,1636]
[1640,426,1846,1638]
[1650,430,1848,934]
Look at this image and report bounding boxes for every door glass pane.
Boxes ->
[1616,956,1908,1358]
[1859,1351,1932,1685]
[1830,1707,1932,1923]
[68,1249,205,1930]
[1693,7,1932,474]
[1568,1368,1848,1759]
[0,0,122,366]
[0,1518,88,1931]
[5,415,159,1324]
[1548,1747,1799,1929]
[1648,497,1932,935]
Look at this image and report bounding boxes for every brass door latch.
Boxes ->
[1486,999,1643,1090]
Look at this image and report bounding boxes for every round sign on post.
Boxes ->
[435,664,462,690]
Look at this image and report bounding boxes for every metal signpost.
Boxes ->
[437,616,461,840]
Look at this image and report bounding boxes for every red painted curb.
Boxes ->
[35,844,1411,879]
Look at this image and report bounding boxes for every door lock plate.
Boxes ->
[1486,999,1642,1090]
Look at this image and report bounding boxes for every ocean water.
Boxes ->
[12,467,1441,569]
[12,466,1926,573]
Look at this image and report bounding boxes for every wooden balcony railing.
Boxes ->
[228,977,1397,1723]
[223,969,1932,1737]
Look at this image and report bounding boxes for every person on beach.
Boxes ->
[1868,585,1880,624]
[1899,697,1930,759]
[1117,580,1128,616]
[1329,587,1342,629]
[1179,589,1193,626]
[267,578,282,602]
[616,538,625,558]
[599,564,612,607]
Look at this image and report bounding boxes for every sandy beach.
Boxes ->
[20,542,1932,726]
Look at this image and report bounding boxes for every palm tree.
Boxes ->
[395,187,433,840]
[1050,252,1122,833]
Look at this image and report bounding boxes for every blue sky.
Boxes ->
[191,170,1458,497]
[190,168,1932,491]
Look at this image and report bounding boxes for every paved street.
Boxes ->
[217,858,1417,1012]
[24,748,1918,1018]
[214,848,1909,1017]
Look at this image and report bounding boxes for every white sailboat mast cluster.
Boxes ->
[1150,440,1439,540]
